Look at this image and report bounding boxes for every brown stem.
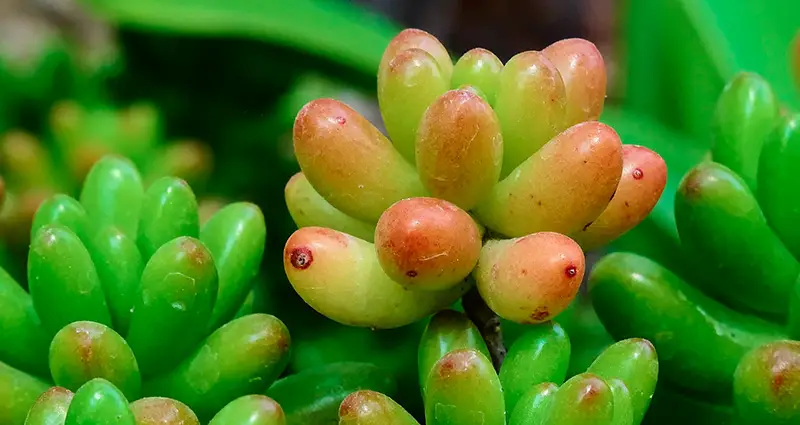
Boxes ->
[462,285,506,371]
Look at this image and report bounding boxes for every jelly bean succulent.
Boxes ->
[0,101,213,256]
[334,310,659,425]
[103,310,657,425]
[283,28,668,335]
[588,72,800,424]
[23,362,400,425]
[0,155,289,424]
[22,378,287,425]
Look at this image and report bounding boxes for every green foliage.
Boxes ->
[591,72,800,424]
[1,155,285,423]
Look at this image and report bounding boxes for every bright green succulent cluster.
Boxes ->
[18,310,659,425]
[0,101,213,260]
[0,155,289,424]
[589,72,800,424]
[334,310,658,425]
[282,28,668,331]
[24,378,286,425]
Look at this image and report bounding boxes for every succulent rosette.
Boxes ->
[0,101,213,267]
[0,155,289,424]
[283,28,667,330]
[334,309,659,425]
[589,72,800,425]
[23,379,288,425]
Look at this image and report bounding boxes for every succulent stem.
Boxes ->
[462,285,506,371]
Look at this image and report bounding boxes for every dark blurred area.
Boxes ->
[340,0,616,101]
[354,0,620,90]
[355,0,611,55]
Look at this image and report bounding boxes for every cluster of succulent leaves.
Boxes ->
[33,309,656,425]
[334,309,659,425]
[24,379,287,425]
[588,72,800,425]
[0,155,290,424]
[283,28,668,331]
[0,101,213,276]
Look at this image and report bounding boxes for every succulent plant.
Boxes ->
[23,378,288,425]
[0,101,213,273]
[334,310,659,425]
[0,155,288,424]
[21,358,404,424]
[282,28,667,343]
[588,72,800,424]
[266,361,399,423]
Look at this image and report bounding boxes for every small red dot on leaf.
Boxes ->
[530,307,549,321]
[565,265,577,278]
[290,247,313,270]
